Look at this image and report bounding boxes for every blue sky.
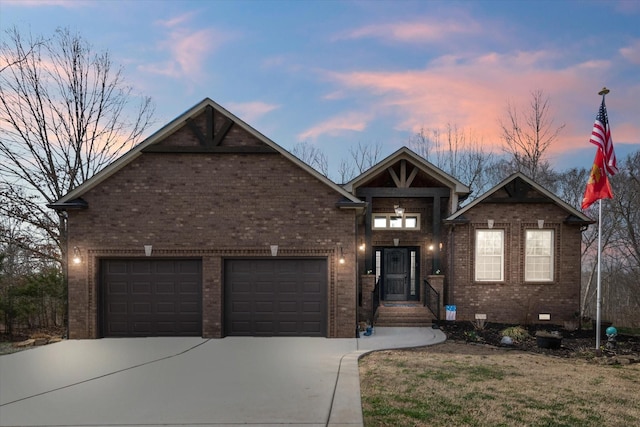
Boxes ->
[2,0,639,180]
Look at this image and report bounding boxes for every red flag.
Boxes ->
[582,148,613,209]
[589,98,617,176]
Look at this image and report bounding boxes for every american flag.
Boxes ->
[589,98,617,176]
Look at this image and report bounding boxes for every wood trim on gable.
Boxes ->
[143,105,277,154]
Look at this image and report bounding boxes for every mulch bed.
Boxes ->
[439,321,640,362]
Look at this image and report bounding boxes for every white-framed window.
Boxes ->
[372,213,420,230]
[475,229,504,282]
[525,230,554,281]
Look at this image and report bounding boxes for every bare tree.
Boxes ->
[500,89,565,183]
[291,141,329,177]
[336,159,356,184]
[409,124,495,200]
[349,141,382,174]
[0,27,155,264]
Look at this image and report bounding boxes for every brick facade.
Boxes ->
[59,101,588,339]
[64,105,358,339]
[447,201,583,326]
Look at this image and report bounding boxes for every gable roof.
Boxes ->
[343,146,471,196]
[445,172,593,224]
[49,98,363,208]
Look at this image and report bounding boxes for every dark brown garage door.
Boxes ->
[101,259,202,337]
[225,259,327,336]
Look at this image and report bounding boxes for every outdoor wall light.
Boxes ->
[487,219,494,229]
[393,238,400,247]
[144,245,153,257]
[359,242,366,252]
[538,219,545,229]
[338,245,345,264]
[428,244,434,251]
[270,245,278,257]
[72,246,81,265]
[394,205,405,217]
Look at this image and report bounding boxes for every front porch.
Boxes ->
[360,274,445,328]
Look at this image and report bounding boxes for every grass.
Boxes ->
[359,342,640,427]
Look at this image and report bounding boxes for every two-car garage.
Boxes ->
[100,258,328,338]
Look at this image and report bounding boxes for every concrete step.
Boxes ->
[374,304,435,327]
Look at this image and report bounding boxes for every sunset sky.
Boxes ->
[3,0,639,180]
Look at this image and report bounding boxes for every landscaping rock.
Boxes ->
[13,339,35,348]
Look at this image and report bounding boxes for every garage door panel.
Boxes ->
[225,259,327,337]
[101,259,202,337]
[179,282,199,293]
[131,262,152,274]
[131,282,151,294]
[255,301,274,312]
[156,282,175,294]
[108,282,127,294]
[278,301,297,312]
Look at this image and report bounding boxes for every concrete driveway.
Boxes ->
[0,327,445,426]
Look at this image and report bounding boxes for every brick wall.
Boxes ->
[448,202,582,326]
[65,109,357,338]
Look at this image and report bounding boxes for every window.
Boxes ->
[525,230,554,281]
[475,230,504,281]
[372,214,420,230]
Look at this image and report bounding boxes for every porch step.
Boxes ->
[374,304,435,327]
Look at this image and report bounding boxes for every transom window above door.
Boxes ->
[373,213,420,230]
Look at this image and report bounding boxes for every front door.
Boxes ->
[383,248,409,301]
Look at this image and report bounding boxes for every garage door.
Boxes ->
[101,259,202,337]
[225,259,327,336]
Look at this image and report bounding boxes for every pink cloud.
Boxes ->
[620,40,640,64]
[298,112,371,141]
[339,17,482,43]
[225,101,280,123]
[321,49,639,155]
[139,15,238,81]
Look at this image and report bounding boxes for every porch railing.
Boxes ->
[371,277,380,325]
[423,278,440,323]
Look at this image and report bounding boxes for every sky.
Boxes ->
[2,0,639,181]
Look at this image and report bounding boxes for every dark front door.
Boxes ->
[383,248,409,301]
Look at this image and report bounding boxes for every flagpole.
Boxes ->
[594,86,609,351]
[595,198,602,350]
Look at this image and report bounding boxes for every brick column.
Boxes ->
[360,274,377,323]
[427,275,445,320]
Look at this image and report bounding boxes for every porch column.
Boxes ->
[364,196,373,272]
[360,274,377,323]
[432,196,442,273]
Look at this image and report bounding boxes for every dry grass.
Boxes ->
[359,342,640,427]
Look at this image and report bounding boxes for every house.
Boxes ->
[49,98,592,339]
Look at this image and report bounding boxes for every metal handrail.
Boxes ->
[371,277,380,325]
[423,279,440,322]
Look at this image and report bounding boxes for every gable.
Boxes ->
[445,173,592,224]
[143,105,276,154]
[49,98,362,209]
[356,158,449,189]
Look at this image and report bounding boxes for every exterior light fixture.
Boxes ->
[538,219,544,229]
[487,219,494,229]
[394,205,405,217]
[72,247,81,265]
[393,238,400,247]
[359,242,366,252]
[428,244,434,251]
[144,245,153,257]
[338,245,345,264]
[270,245,278,257]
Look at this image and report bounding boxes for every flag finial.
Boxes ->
[598,87,610,96]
